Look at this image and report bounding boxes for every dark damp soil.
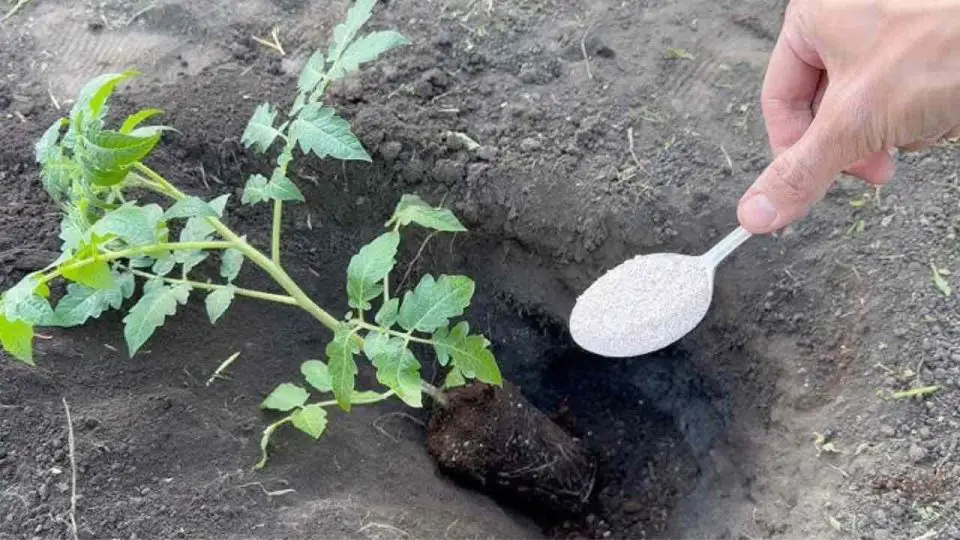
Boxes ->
[3,0,960,539]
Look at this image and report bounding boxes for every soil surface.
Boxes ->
[2,0,960,539]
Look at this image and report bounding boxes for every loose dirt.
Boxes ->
[2,0,959,539]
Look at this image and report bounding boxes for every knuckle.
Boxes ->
[769,152,817,204]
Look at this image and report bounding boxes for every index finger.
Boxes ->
[760,28,825,155]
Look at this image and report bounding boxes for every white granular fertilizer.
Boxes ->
[569,252,714,358]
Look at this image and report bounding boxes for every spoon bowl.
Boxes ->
[569,226,751,358]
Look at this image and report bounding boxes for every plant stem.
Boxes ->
[44,241,235,283]
[122,267,298,306]
[271,200,283,264]
[352,321,433,345]
[133,163,345,337]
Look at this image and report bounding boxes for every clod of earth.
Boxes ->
[427,381,597,516]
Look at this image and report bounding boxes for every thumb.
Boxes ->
[738,104,864,233]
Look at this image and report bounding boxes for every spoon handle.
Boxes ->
[701,226,752,269]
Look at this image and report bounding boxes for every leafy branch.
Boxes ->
[1,0,502,470]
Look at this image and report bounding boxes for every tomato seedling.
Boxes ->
[0,0,502,468]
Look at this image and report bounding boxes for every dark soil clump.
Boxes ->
[427,381,597,517]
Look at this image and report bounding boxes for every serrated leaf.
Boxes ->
[164,196,219,220]
[261,383,309,412]
[368,337,422,407]
[3,295,55,326]
[205,287,235,325]
[76,130,162,187]
[62,259,114,290]
[329,31,409,80]
[433,321,502,385]
[52,282,123,327]
[375,298,399,328]
[122,283,191,356]
[36,118,66,164]
[328,0,376,61]
[298,50,326,94]
[120,108,164,134]
[301,360,333,393]
[117,271,136,298]
[241,102,281,153]
[2,275,47,320]
[347,231,399,310]
[152,257,176,277]
[326,326,360,411]
[177,250,208,276]
[291,404,328,439]
[69,71,140,130]
[291,105,370,162]
[262,173,305,202]
[362,331,390,359]
[444,367,466,388]
[180,216,215,243]
[397,274,474,333]
[386,194,466,232]
[92,203,162,247]
[241,174,269,205]
[931,263,952,296]
[40,151,78,203]
[0,312,33,365]
[221,248,244,282]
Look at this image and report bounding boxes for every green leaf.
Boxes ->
[119,108,164,134]
[62,259,114,290]
[3,295,55,326]
[69,70,140,129]
[433,321,502,385]
[221,248,244,282]
[347,231,399,310]
[152,257,176,277]
[368,337,422,407]
[328,0,376,61]
[444,367,466,389]
[301,360,333,393]
[76,130,162,186]
[164,196,219,220]
[262,173,305,203]
[36,118,66,163]
[375,298,399,328]
[205,287,235,325]
[291,105,370,162]
[52,282,123,327]
[397,274,475,333]
[326,326,360,411]
[350,390,387,404]
[362,331,390,359]
[40,151,79,203]
[329,31,409,80]
[241,102,281,153]
[931,263,952,296]
[241,174,269,205]
[0,313,33,365]
[298,50,326,94]
[92,203,162,246]
[291,404,328,439]
[122,283,191,356]
[176,250,208,276]
[117,271,136,298]
[386,194,466,232]
[261,383,309,412]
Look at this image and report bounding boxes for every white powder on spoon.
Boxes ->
[568,252,714,358]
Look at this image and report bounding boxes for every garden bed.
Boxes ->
[2,0,959,539]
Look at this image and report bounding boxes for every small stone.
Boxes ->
[519,137,543,152]
[879,425,896,437]
[908,444,928,462]
[432,159,465,186]
[475,146,498,161]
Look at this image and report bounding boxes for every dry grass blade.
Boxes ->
[62,398,79,540]
[2,0,34,22]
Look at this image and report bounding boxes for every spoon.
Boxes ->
[568,225,753,358]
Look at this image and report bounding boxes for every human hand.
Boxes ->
[737,0,960,234]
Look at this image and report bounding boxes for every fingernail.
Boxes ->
[740,193,778,231]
